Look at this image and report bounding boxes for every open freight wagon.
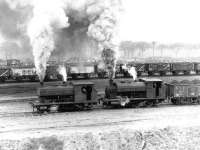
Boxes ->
[167,81,200,104]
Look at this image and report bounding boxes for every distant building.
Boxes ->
[0,59,7,67]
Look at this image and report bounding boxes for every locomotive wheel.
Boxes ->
[176,98,181,105]
[171,98,176,105]
[85,104,93,110]
[146,101,154,107]
[171,98,182,105]
[74,104,85,111]
[152,100,159,106]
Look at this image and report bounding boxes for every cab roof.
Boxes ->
[72,81,94,85]
[139,78,163,82]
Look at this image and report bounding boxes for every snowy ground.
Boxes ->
[0,105,200,149]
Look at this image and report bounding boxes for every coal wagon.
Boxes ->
[167,81,200,104]
[69,62,98,79]
[171,63,195,75]
[148,63,172,76]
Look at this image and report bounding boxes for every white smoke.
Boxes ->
[122,64,137,81]
[27,0,69,81]
[58,65,67,82]
[4,0,121,81]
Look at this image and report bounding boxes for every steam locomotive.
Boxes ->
[31,81,98,112]
[30,78,200,113]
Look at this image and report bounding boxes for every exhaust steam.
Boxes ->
[122,64,137,81]
[57,65,67,83]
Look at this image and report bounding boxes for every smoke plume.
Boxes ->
[2,0,121,81]
[27,0,121,81]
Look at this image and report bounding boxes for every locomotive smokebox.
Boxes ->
[109,79,113,85]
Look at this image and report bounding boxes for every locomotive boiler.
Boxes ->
[103,78,166,107]
[31,81,98,112]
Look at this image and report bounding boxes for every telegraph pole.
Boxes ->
[152,41,156,58]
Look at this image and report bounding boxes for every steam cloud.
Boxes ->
[57,65,67,82]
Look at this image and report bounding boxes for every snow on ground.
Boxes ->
[1,127,200,150]
[0,105,200,149]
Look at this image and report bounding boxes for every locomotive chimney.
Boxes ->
[63,81,66,84]
[40,81,44,86]
[109,79,113,86]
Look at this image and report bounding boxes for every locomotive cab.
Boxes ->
[73,82,97,103]
[139,78,165,99]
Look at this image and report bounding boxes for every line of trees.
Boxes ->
[119,41,200,58]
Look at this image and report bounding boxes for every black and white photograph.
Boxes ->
[1,0,200,149]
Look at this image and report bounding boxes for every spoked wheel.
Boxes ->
[145,101,154,107]
[85,104,94,110]
[152,100,159,107]
[171,98,177,105]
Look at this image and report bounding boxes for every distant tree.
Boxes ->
[119,41,151,58]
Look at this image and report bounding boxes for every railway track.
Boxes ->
[0,117,150,134]
[0,111,40,118]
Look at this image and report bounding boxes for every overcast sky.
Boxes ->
[119,0,200,44]
[0,0,200,45]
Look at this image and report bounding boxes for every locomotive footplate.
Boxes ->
[103,97,165,107]
[30,101,97,112]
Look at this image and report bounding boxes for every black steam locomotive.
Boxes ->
[103,78,166,107]
[31,81,98,112]
[30,78,200,113]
